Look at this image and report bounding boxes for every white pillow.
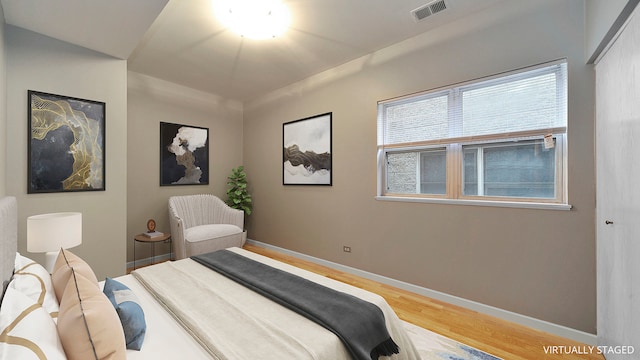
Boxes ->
[12,253,59,318]
[0,286,66,359]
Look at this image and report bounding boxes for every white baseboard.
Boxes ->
[246,239,597,345]
[127,253,171,270]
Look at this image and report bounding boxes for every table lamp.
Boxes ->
[27,212,82,273]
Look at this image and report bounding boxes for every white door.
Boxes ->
[595,9,640,359]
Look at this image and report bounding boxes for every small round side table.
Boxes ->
[133,233,171,270]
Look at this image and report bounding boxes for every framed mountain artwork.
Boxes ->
[283,112,332,185]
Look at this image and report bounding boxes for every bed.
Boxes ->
[0,196,420,360]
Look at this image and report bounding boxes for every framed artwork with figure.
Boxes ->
[160,122,209,186]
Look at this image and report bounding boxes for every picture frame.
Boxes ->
[283,112,332,185]
[160,122,209,186]
[28,90,106,193]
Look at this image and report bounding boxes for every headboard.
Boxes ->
[0,196,17,298]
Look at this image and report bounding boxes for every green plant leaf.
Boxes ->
[226,165,252,216]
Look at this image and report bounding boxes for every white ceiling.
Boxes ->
[1,0,506,103]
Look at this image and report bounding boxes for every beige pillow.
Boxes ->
[57,269,126,360]
[51,248,98,303]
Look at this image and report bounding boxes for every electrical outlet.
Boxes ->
[343,246,351,253]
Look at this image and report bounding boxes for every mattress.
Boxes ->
[126,247,420,360]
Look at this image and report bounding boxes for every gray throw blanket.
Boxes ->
[192,250,399,360]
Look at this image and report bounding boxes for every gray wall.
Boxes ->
[0,5,6,197]
[243,0,596,333]
[585,0,630,61]
[5,26,128,280]
[126,72,244,263]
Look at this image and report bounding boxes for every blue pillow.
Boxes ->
[103,277,146,350]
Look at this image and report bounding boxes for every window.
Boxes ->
[377,60,568,206]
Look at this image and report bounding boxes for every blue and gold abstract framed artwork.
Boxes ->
[160,122,209,186]
[28,90,106,193]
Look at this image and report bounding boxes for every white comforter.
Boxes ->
[131,247,420,360]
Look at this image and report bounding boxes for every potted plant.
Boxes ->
[226,166,252,244]
[226,165,252,216]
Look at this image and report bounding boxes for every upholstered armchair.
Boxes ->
[168,194,244,260]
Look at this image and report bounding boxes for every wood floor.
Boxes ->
[243,244,604,360]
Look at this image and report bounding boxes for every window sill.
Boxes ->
[375,196,572,211]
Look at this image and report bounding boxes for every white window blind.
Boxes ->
[378,60,567,148]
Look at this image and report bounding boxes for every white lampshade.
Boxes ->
[27,212,82,272]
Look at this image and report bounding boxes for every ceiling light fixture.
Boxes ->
[214,0,290,40]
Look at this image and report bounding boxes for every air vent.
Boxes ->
[411,0,447,22]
